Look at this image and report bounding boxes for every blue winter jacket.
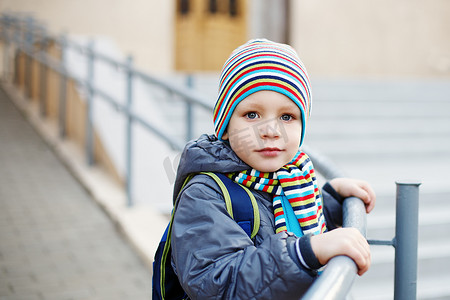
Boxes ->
[171,134,344,300]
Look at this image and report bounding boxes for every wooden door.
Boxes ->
[175,0,248,71]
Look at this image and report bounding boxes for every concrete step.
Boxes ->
[367,190,449,210]
[308,117,450,138]
[311,79,450,103]
[351,239,450,300]
[366,192,450,228]
[312,99,450,119]
[307,134,450,158]
[352,273,450,300]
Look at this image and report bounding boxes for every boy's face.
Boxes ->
[222,91,303,172]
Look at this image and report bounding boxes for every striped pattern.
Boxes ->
[229,151,327,236]
[213,39,312,147]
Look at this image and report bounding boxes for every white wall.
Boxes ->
[291,0,450,79]
[0,0,175,74]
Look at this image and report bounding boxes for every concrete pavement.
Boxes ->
[0,86,153,300]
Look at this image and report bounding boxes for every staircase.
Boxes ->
[305,79,450,300]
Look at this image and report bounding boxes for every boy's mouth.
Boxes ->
[256,147,283,157]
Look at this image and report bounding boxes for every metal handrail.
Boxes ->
[0,13,419,300]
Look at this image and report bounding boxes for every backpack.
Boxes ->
[152,172,260,300]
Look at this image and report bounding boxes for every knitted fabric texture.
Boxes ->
[228,151,327,236]
[213,39,312,147]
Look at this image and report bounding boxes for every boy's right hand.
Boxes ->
[310,228,371,276]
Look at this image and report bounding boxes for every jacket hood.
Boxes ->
[173,134,249,203]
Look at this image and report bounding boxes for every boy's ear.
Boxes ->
[222,131,229,140]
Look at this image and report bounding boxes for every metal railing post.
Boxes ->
[39,28,47,117]
[13,17,20,85]
[125,55,134,207]
[185,74,194,142]
[85,40,95,166]
[394,181,421,300]
[2,17,10,81]
[25,16,33,98]
[58,33,67,138]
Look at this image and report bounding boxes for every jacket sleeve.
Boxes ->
[171,175,317,300]
[321,182,344,230]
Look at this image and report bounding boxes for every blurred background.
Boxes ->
[0,0,449,299]
[1,0,449,76]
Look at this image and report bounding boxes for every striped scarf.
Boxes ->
[228,151,327,236]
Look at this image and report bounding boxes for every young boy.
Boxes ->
[170,39,375,299]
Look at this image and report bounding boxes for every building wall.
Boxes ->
[0,0,175,74]
[291,0,450,79]
[2,0,449,78]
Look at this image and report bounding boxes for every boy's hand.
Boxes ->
[329,178,376,213]
[310,228,371,276]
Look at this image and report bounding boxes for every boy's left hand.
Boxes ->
[329,178,376,213]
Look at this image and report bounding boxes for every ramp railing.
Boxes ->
[0,14,210,206]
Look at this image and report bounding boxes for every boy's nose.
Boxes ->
[258,120,281,139]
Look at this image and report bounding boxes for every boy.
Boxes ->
[170,39,375,299]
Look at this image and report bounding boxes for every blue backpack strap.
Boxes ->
[213,173,260,239]
[152,172,260,300]
[153,175,195,300]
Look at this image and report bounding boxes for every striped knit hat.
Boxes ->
[213,39,312,147]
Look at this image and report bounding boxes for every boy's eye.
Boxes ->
[246,112,258,119]
[281,114,293,121]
